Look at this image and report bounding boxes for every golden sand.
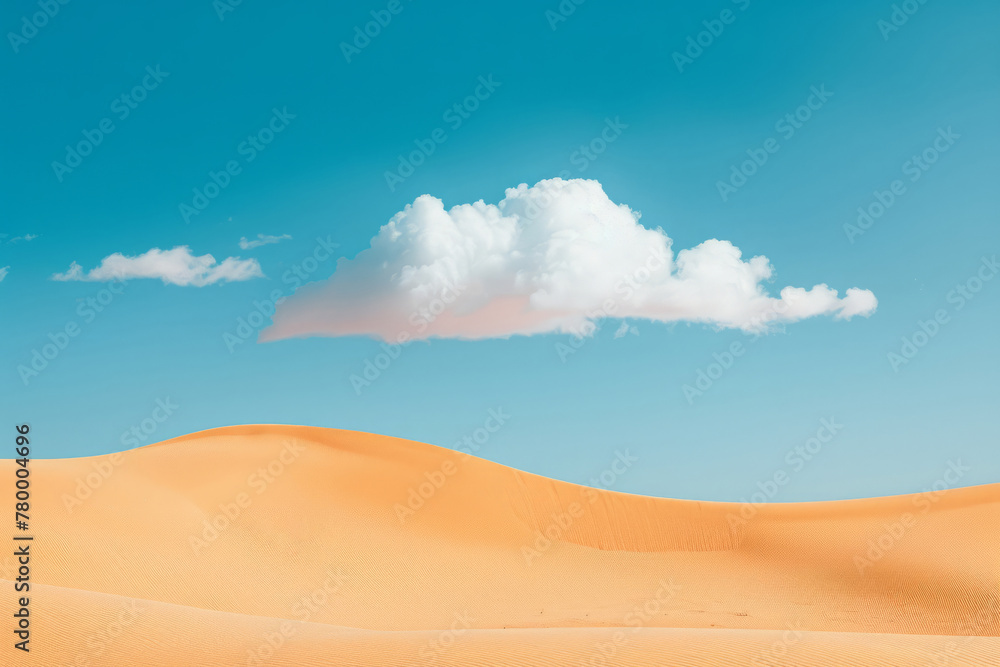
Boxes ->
[2,425,997,666]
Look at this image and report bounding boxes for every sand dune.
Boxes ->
[2,424,998,666]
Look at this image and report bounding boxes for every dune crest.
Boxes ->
[2,424,998,666]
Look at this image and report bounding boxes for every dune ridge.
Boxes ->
[2,424,998,666]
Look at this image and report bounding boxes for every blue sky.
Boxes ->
[2,0,997,502]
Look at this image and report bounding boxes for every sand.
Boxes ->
[2,424,997,666]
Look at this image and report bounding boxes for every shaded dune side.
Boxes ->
[505,468,741,552]
[6,424,999,638]
[158,424,742,551]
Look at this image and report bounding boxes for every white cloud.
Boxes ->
[6,234,38,244]
[52,246,263,286]
[0,266,9,282]
[261,178,876,342]
[239,233,292,250]
[614,321,639,339]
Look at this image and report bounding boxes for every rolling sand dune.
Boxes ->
[2,424,998,666]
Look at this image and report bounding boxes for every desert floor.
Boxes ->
[2,424,997,666]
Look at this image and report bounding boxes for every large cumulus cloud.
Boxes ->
[261,179,876,342]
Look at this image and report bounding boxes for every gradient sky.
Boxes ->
[2,0,997,502]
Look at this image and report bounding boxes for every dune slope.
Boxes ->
[2,424,998,666]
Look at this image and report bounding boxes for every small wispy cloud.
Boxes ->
[613,322,639,339]
[52,246,263,286]
[0,266,9,282]
[239,233,292,250]
[2,233,38,244]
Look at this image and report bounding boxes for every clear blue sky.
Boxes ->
[2,0,997,502]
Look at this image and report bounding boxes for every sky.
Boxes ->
[1,0,997,503]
